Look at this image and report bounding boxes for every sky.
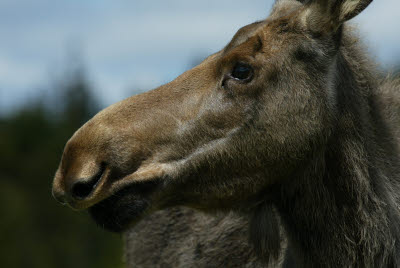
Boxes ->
[1,0,399,114]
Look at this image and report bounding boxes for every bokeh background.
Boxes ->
[1,0,399,267]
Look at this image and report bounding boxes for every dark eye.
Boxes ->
[231,63,253,81]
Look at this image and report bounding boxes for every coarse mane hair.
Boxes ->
[253,27,400,266]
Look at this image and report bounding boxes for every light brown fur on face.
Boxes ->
[52,13,308,211]
[53,0,400,266]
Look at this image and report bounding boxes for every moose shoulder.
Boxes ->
[52,0,400,267]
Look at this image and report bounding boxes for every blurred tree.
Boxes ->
[395,65,400,76]
[0,65,123,268]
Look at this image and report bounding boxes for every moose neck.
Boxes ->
[274,49,400,267]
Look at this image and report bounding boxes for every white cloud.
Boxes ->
[0,57,43,88]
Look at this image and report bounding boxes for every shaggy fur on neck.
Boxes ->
[250,28,400,267]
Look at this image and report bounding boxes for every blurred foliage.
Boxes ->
[0,67,124,268]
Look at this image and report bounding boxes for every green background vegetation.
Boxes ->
[0,67,123,268]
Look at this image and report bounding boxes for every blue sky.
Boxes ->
[1,0,399,113]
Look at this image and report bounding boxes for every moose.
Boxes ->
[52,0,400,266]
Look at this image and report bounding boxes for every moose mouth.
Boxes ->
[88,179,161,232]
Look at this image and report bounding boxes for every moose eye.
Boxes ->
[231,63,253,81]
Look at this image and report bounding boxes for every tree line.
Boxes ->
[0,66,123,268]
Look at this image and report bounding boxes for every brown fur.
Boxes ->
[53,0,400,266]
[124,207,285,267]
[124,74,400,268]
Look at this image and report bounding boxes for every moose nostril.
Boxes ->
[71,164,106,200]
[72,181,95,200]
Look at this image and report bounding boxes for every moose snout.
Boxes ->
[69,164,105,200]
[52,157,108,209]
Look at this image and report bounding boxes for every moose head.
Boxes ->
[53,0,374,235]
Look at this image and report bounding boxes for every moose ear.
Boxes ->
[304,0,373,32]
